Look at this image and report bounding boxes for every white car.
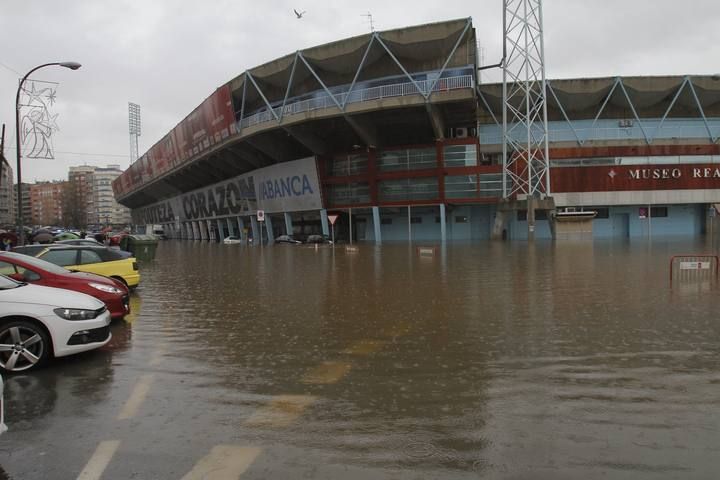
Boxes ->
[0,374,6,435]
[0,275,111,373]
[223,236,241,245]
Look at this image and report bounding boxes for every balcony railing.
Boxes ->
[239,74,474,130]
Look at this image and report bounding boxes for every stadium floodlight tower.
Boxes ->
[128,102,141,163]
[502,0,550,240]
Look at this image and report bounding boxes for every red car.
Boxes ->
[0,252,130,320]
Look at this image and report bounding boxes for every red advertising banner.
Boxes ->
[115,83,238,197]
[148,132,179,176]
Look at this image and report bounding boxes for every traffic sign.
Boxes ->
[328,214,339,225]
[257,210,265,222]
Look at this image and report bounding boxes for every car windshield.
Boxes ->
[0,274,24,290]
[1,252,69,275]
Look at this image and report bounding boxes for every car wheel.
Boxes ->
[0,321,50,373]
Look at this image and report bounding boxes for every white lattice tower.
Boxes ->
[502,0,550,199]
[128,102,141,163]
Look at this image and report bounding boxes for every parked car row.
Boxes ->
[223,234,334,245]
[0,244,141,373]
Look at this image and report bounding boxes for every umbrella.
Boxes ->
[54,232,80,240]
[32,232,54,244]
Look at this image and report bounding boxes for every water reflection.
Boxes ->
[10,238,716,477]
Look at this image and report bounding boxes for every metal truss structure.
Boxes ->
[502,0,550,199]
[235,18,474,145]
[479,75,720,146]
[128,102,141,163]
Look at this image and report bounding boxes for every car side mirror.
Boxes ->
[23,270,41,282]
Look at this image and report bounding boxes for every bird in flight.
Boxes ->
[294,9,306,19]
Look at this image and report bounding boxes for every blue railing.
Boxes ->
[239,74,474,130]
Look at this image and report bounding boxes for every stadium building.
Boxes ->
[114,18,720,243]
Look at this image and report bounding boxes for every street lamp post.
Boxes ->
[15,61,81,245]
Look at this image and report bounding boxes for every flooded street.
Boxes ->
[2,240,720,479]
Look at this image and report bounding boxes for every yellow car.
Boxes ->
[33,245,141,289]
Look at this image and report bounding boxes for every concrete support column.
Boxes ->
[227,218,235,237]
[320,209,330,236]
[284,212,293,236]
[265,216,275,245]
[372,206,382,244]
[219,219,227,240]
[199,221,207,240]
[250,216,260,246]
[491,210,507,240]
[206,220,213,241]
[238,217,245,242]
[439,203,447,243]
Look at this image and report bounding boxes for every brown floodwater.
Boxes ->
[2,238,720,479]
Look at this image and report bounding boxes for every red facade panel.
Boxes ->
[551,164,720,193]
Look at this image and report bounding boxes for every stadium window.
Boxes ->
[588,207,609,219]
[410,217,422,224]
[455,216,468,223]
[650,207,668,218]
[435,216,441,223]
[381,218,393,225]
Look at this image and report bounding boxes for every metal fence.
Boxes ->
[669,254,719,287]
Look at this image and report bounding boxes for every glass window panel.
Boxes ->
[80,250,103,265]
[330,154,368,176]
[445,175,478,198]
[41,250,77,267]
[378,148,436,171]
[378,178,438,202]
[327,182,370,205]
[444,144,478,167]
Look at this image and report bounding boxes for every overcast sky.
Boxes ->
[1,0,720,182]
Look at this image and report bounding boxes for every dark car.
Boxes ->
[56,239,132,258]
[0,251,130,320]
[275,235,302,244]
[305,234,333,244]
[12,244,48,257]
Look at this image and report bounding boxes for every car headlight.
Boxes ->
[53,308,100,320]
[88,282,122,294]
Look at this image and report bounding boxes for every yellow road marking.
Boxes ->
[76,440,121,480]
[245,395,317,427]
[180,445,261,480]
[342,339,387,356]
[117,374,154,420]
[301,361,352,384]
[149,344,167,366]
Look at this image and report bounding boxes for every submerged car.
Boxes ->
[223,236,241,245]
[305,234,333,244]
[32,246,140,289]
[275,235,302,244]
[0,275,112,373]
[0,252,130,320]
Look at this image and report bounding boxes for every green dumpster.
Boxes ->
[125,234,159,261]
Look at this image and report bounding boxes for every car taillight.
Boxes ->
[132,262,138,271]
